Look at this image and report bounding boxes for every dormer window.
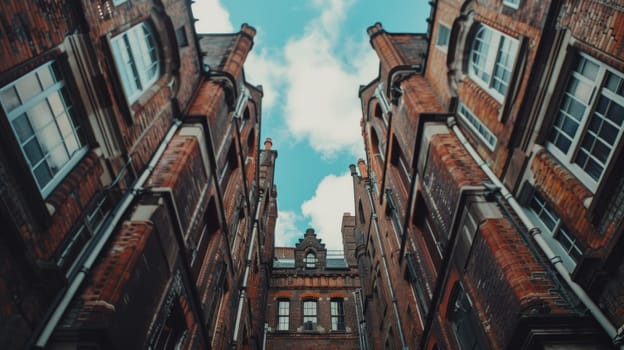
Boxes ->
[305,252,317,269]
[111,22,160,103]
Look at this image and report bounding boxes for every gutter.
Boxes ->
[448,117,624,348]
[35,119,183,348]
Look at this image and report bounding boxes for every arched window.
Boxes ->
[111,22,160,102]
[469,23,518,100]
[305,252,317,269]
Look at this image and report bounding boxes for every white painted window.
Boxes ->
[0,62,87,197]
[457,103,497,150]
[547,53,624,192]
[303,300,318,328]
[277,300,290,331]
[527,193,582,272]
[469,23,518,100]
[436,23,451,51]
[111,22,160,102]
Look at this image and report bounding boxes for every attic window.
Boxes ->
[305,252,317,269]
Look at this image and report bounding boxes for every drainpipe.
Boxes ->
[232,189,265,348]
[149,187,211,348]
[262,322,268,350]
[34,119,183,348]
[364,182,408,349]
[448,117,624,348]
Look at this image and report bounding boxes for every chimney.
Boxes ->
[264,137,273,150]
[357,158,368,178]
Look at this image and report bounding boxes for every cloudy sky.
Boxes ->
[193,0,430,250]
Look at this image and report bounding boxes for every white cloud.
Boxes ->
[192,0,234,33]
[245,42,285,113]
[279,2,378,159]
[274,210,302,247]
[301,173,354,250]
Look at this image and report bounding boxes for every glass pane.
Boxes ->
[28,101,54,130]
[569,77,593,104]
[16,74,42,102]
[39,124,62,153]
[0,86,21,112]
[606,72,622,94]
[38,66,55,88]
[562,117,579,136]
[48,145,69,173]
[23,138,44,165]
[48,91,65,116]
[599,122,618,144]
[584,157,602,180]
[554,133,572,153]
[65,134,79,155]
[580,57,599,81]
[607,101,624,125]
[33,162,52,188]
[12,114,34,142]
[592,140,610,163]
[56,113,73,138]
[596,95,609,115]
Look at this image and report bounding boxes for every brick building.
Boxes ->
[0,1,277,349]
[265,217,365,350]
[354,0,624,349]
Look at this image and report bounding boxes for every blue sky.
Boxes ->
[193,0,430,250]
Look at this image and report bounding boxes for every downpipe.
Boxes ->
[365,183,408,350]
[35,119,183,348]
[448,117,624,348]
[231,189,265,348]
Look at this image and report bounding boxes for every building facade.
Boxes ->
[0,1,277,349]
[354,0,624,349]
[265,217,365,350]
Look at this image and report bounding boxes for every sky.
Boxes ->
[192,0,430,250]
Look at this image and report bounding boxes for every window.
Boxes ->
[528,192,583,272]
[111,22,160,102]
[175,26,188,47]
[277,300,290,331]
[0,62,88,197]
[303,300,318,329]
[503,0,520,8]
[448,282,487,350]
[330,299,345,331]
[436,23,451,50]
[469,23,518,99]
[547,53,624,192]
[457,103,497,150]
[305,252,317,269]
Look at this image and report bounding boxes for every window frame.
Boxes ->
[277,299,290,331]
[302,299,318,329]
[469,23,519,101]
[0,61,89,198]
[110,22,160,103]
[436,22,451,52]
[305,252,317,269]
[546,52,624,193]
[526,192,583,272]
[447,282,488,350]
[457,103,497,151]
[330,298,346,331]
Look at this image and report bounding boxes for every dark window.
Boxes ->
[175,26,188,47]
[447,282,487,350]
[330,299,345,331]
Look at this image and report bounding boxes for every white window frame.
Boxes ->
[305,252,317,269]
[526,192,582,272]
[436,23,451,51]
[457,103,497,151]
[110,22,160,103]
[277,300,290,331]
[330,299,345,331]
[546,53,624,193]
[0,61,88,198]
[302,299,318,328]
[469,23,519,101]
